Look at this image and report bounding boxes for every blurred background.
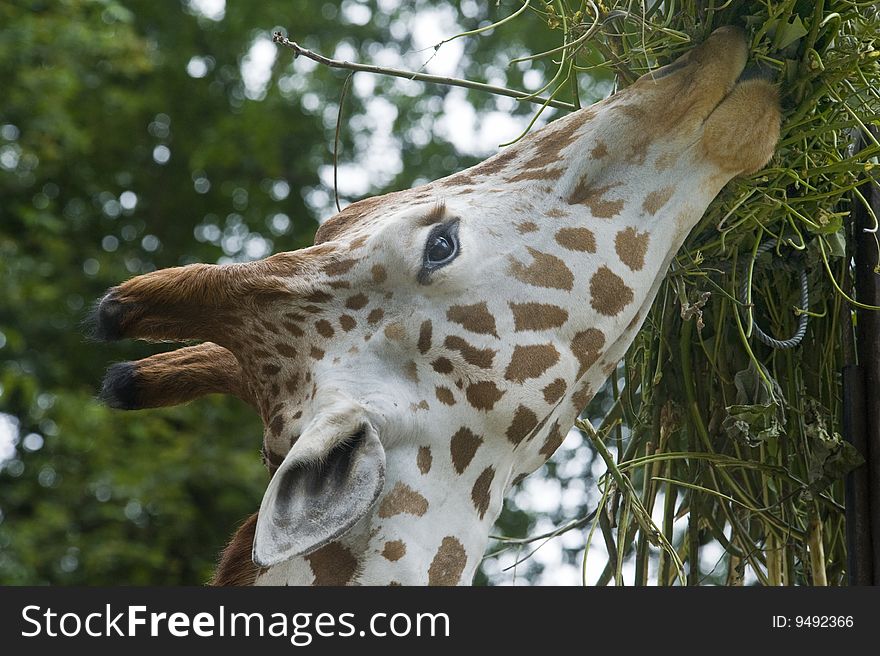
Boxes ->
[0,0,630,585]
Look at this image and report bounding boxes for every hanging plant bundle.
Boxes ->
[534,0,880,585]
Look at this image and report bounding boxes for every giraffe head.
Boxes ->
[93,27,779,585]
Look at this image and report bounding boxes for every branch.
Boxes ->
[272,32,576,112]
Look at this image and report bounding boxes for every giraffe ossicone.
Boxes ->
[92,26,780,585]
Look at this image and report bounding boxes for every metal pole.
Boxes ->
[843,365,873,584]
[853,126,880,585]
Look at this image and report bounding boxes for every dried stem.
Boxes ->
[272,32,577,112]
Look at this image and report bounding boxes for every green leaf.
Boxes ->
[721,361,786,447]
[805,209,844,235]
[770,16,809,50]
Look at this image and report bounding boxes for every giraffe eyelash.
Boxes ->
[424,201,447,225]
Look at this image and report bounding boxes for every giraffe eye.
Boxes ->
[427,234,455,263]
[423,222,459,266]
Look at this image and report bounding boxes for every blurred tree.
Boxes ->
[1,0,595,584]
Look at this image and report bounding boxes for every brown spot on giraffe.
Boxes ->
[431,357,454,374]
[615,227,650,271]
[450,428,482,474]
[555,227,596,253]
[625,134,651,165]
[545,208,568,218]
[655,150,679,171]
[366,308,383,325]
[590,141,609,158]
[567,181,624,218]
[571,381,595,413]
[504,344,560,383]
[252,347,271,360]
[417,446,432,474]
[516,221,538,234]
[268,414,285,437]
[310,346,325,360]
[427,536,467,586]
[506,405,539,446]
[315,319,334,338]
[471,466,495,519]
[378,483,429,518]
[258,322,279,338]
[417,320,432,354]
[539,420,565,459]
[371,264,387,283]
[404,360,419,383]
[305,290,333,304]
[444,335,495,369]
[305,542,359,586]
[506,166,561,183]
[510,303,568,332]
[642,186,675,215]
[465,381,505,411]
[571,329,605,378]
[340,314,357,331]
[345,293,369,311]
[525,111,586,169]
[276,343,297,358]
[443,171,478,186]
[508,247,574,291]
[542,378,567,404]
[283,321,304,337]
[590,266,634,316]
[446,302,498,337]
[323,258,358,277]
[347,234,368,250]
[382,540,406,562]
[384,322,406,341]
[284,374,300,395]
[435,386,456,405]
[470,145,518,177]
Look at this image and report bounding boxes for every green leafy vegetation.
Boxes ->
[485,0,879,585]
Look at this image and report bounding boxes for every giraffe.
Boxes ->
[91,27,780,585]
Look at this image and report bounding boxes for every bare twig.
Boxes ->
[272,32,577,112]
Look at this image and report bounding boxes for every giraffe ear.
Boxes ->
[252,400,386,568]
